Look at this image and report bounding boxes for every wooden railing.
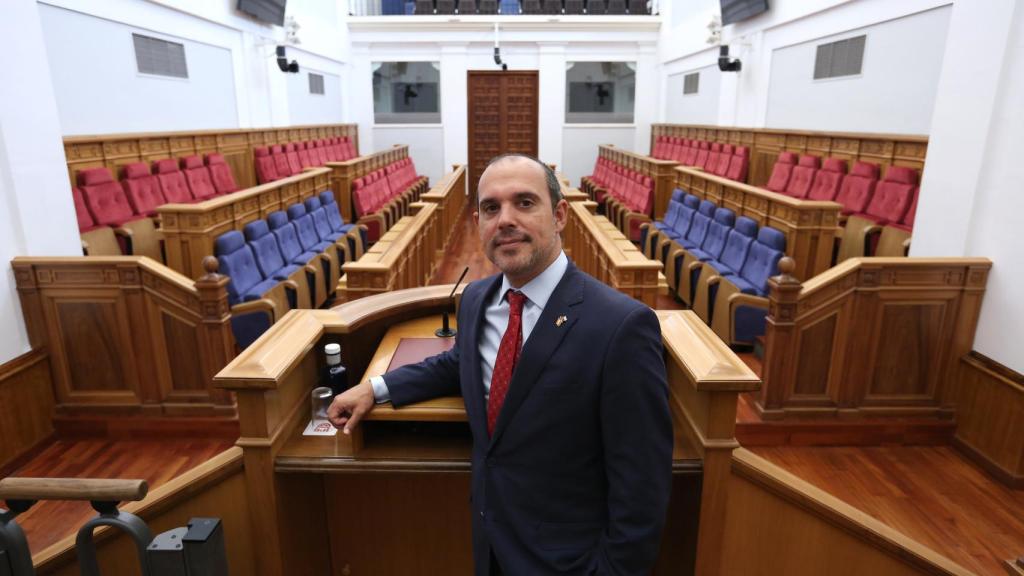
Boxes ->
[595,145,679,219]
[651,123,928,187]
[563,200,663,307]
[675,166,841,281]
[12,256,236,417]
[758,257,992,420]
[340,203,441,301]
[63,123,358,191]
[419,164,467,254]
[157,168,332,279]
[328,144,418,223]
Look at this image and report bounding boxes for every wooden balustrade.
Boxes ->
[652,123,928,187]
[11,256,236,418]
[563,200,663,307]
[157,168,332,279]
[758,257,992,420]
[64,123,358,191]
[675,165,841,281]
[419,164,467,254]
[340,203,441,301]
[327,144,419,223]
[595,145,679,219]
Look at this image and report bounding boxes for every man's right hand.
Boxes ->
[327,381,376,435]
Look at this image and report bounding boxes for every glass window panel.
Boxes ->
[565,62,635,124]
[373,62,441,124]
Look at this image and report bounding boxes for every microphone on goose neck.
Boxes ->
[436,266,469,338]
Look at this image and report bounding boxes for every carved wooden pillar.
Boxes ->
[759,257,802,417]
[328,161,357,222]
[196,256,236,409]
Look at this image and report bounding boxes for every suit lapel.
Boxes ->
[463,274,502,440]
[488,264,584,451]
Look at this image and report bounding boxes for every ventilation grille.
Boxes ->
[814,35,866,80]
[309,73,325,95]
[683,72,700,95]
[133,33,188,79]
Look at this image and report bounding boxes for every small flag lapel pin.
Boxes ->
[555,315,568,327]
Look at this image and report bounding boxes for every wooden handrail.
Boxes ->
[157,167,332,279]
[674,165,841,281]
[12,256,235,418]
[63,123,358,190]
[758,256,992,420]
[651,123,928,187]
[0,478,147,502]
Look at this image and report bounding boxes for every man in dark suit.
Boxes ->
[328,154,672,575]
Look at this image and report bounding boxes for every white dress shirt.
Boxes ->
[371,251,569,403]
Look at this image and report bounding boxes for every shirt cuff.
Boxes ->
[369,375,391,404]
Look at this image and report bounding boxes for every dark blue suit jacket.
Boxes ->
[385,262,672,575]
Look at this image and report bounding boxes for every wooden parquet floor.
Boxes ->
[753,445,1024,576]
[7,437,235,554]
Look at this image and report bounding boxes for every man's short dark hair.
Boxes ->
[482,153,563,211]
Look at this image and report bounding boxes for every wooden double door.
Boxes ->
[466,71,539,197]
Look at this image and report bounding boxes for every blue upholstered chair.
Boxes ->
[319,191,366,259]
[215,230,292,349]
[288,203,342,299]
[706,226,787,345]
[244,220,312,309]
[674,207,735,305]
[268,210,329,307]
[692,217,758,323]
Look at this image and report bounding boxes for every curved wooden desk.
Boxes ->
[215,286,759,576]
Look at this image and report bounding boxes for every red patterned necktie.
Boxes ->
[487,290,527,436]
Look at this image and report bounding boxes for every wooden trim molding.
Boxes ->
[759,257,992,421]
[651,123,928,187]
[953,352,1024,488]
[64,124,358,191]
[563,200,663,307]
[0,348,55,474]
[723,448,973,576]
[11,256,236,418]
[157,167,332,279]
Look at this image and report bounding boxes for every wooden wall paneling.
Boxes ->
[63,123,357,193]
[11,257,236,417]
[719,449,975,576]
[34,448,256,576]
[758,258,992,421]
[953,353,1024,487]
[0,349,55,473]
[652,123,929,187]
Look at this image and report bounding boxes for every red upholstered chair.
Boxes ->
[121,162,166,216]
[651,136,667,159]
[78,167,162,260]
[834,161,880,216]
[271,144,293,178]
[705,142,722,172]
[73,186,120,256]
[342,137,357,160]
[784,155,820,198]
[694,142,711,169]
[205,153,239,195]
[254,147,280,184]
[838,165,917,261]
[154,158,194,204]
[726,146,750,182]
[314,140,331,165]
[765,152,798,193]
[284,143,303,175]
[807,158,847,201]
[712,144,733,177]
[296,142,314,169]
[684,140,700,166]
[875,187,920,256]
[181,155,217,201]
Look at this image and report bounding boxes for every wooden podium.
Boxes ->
[215,286,759,576]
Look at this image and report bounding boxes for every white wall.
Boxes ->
[39,3,239,134]
[285,46,345,125]
[1,0,82,364]
[658,0,953,132]
[765,6,950,134]
[911,0,1024,373]
[561,126,635,186]
[664,64,721,125]
[372,126,446,184]
[346,21,660,189]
